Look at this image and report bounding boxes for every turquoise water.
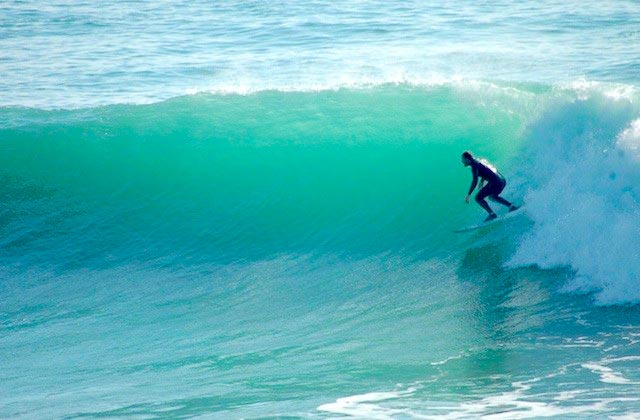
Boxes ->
[2,1,640,419]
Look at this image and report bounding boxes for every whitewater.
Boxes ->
[2,1,640,418]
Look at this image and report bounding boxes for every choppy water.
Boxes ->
[2,0,640,108]
[1,1,640,419]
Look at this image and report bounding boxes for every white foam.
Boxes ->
[430,352,467,366]
[557,79,640,103]
[507,93,640,305]
[581,363,631,384]
[318,368,640,419]
[603,356,640,363]
[185,75,524,98]
[317,387,416,419]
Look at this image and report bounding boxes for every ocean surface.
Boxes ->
[2,1,640,418]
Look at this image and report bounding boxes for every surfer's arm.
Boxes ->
[467,167,478,195]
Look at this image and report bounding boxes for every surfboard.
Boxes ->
[453,207,525,233]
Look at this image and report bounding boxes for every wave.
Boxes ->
[0,84,531,264]
[1,81,639,304]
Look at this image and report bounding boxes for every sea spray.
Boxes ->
[508,92,640,304]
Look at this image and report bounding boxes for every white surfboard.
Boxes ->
[453,207,525,233]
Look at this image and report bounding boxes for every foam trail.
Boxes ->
[317,388,416,419]
[581,363,631,384]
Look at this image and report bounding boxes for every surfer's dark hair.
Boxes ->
[462,151,473,160]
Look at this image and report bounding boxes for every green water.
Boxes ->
[2,83,640,418]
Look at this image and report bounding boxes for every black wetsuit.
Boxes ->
[468,158,512,214]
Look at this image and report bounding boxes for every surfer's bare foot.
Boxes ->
[484,213,497,222]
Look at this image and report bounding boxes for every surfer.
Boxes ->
[461,151,518,221]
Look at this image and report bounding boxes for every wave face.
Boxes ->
[2,82,640,418]
[0,84,531,268]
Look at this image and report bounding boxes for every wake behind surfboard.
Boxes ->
[453,207,525,233]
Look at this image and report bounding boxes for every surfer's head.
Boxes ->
[461,151,473,166]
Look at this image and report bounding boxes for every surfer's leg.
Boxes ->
[489,195,512,207]
[489,196,519,212]
[475,186,495,216]
[487,179,517,210]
